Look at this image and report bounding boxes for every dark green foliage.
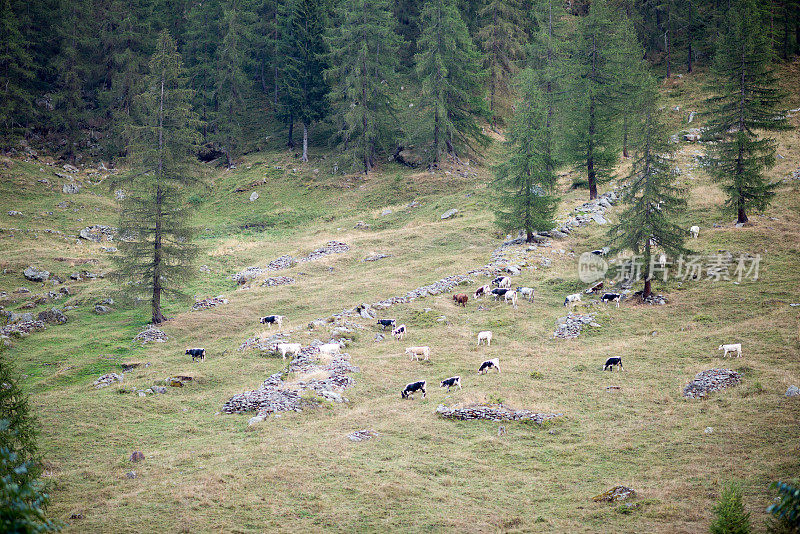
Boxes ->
[325,0,401,173]
[415,0,487,163]
[493,69,559,242]
[0,0,35,147]
[115,30,200,324]
[709,483,752,534]
[768,481,800,532]
[606,76,689,298]
[0,354,40,487]
[183,1,222,144]
[703,0,790,224]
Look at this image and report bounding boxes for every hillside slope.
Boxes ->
[1,66,800,532]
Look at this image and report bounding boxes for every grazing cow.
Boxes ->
[440,376,461,392]
[603,356,624,371]
[405,346,430,361]
[591,247,610,256]
[504,290,518,309]
[689,225,700,238]
[585,281,604,294]
[564,293,582,307]
[516,287,535,302]
[453,293,468,307]
[478,358,500,374]
[718,343,742,358]
[477,331,492,346]
[276,342,301,360]
[600,293,622,308]
[401,380,426,399]
[474,284,490,299]
[319,343,341,356]
[491,276,505,287]
[260,315,284,329]
[392,324,407,341]
[491,288,510,300]
[377,319,396,330]
[498,277,511,289]
[186,348,205,361]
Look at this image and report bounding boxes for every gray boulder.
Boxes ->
[592,213,607,225]
[62,183,81,194]
[249,191,259,202]
[23,266,49,282]
[37,308,67,325]
[786,385,800,397]
[151,386,167,394]
[440,208,459,220]
[94,304,111,315]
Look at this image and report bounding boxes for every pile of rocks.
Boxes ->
[261,276,295,287]
[1,320,46,337]
[79,225,117,242]
[593,486,636,503]
[238,332,288,351]
[554,313,596,339]
[683,368,741,399]
[565,190,618,228]
[436,403,563,424]
[37,308,67,325]
[231,242,350,285]
[93,373,124,389]
[642,294,667,305]
[23,265,50,282]
[296,241,350,263]
[347,429,377,442]
[191,295,228,311]
[133,327,168,344]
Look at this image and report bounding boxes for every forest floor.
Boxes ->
[1,64,800,532]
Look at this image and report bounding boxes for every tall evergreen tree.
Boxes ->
[415,0,487,163]
[563,0,636,199]
[607,77,689,299]
[475,0,527,129]
[280,0,329,162]
[325,0,401,173]
[493,69,559,243]
[0,0,35,147]
[704,0,790,224]
[184,1,222,144]
[114,30,200,325]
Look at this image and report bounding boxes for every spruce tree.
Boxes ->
[606,76,689,299]
[184,1,222,144]
[709,483,752,534]
[115,30,200,325]
[475,0,527,130]
[704,0,790,224]
[415,0,487,163]
[493,69,559,243]
[0,0,35,147]
[325,0,401,174]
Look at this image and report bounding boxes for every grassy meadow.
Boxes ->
[1,67,800,532]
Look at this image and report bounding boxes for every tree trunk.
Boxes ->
[153,69,166,325]
[623,115,629,158]
[433,106,440,163]
[737,204,748,224]
[643,278,652,299]
[588,97,597,200]
[287,120,294,148]
[302,122,308,162]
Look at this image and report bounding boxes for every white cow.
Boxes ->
[690,225,700,239]
[718,343,742,358]
[564,293,582,307]
[276,343,301,360]
[319,343,341,356]
[504,290,518,309]
[477,331,492,346]
[405,346,430,361]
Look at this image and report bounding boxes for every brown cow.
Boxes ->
[453,293,468,306]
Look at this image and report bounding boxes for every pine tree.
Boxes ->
[563,0,636,199]
[184,1,222,144]
[606,76,689,299]
[115,30,200,325]
[280,0,329,162]
[325,0,401,173]
[475,0,527,129]
[214,0,257,167]
[493,69,559,243]
[704,0,790,224]
[415,0,487,163]
[709,483,752,534]
[0,353,41,487]
[0,0,35,147]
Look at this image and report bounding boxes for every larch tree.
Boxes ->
[606,76,689,299]
[415,0,487,163]
[325,0,400,174]
[704,0,790,224]
[114,30,200,325]
[493,69,559,243]
[475,0,527,130]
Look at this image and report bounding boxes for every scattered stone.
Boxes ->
[440,208,459,220]
[100,246,117,253]
[353,220,370,230]
[554,313,595,339]
[363,253,390,262]
[347,429,377,442]
[166,376,193,387]
[249,191,259,202]
[115,189,125,201]
[0,320,46,337]
[62,182,81,194]
[134,327,168,344]
[151,386,167,394]
[94,304,111,315]
[191,295,228,311]
[79,225,117,242]
[682,368,741,399]
[786,385,800,397]
[7,211,22,217]
[63,164,79,173]
[593,486,636,503]
[37,308,67,325]
[23,265,50,282]
[248,414,266,426]
[121,362,146,372]
[642,294,667,305]
[435,403,563,424]
[704,427,714,434]
[381,208,392,216]
[94,373,123,389]
[129,451,144,463]
[126,471,137,479]
[261,276,295,287]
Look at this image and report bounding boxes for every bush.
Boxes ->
[709,483,751,534]
[767,481,800,533]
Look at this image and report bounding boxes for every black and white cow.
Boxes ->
[478,358,501,375]
[440,376,461,392]
[474,284,490,299]
[377,319,396,330]
[603,356,624,371]
[186,348,206,361]
[600,293,622,308]
[260,315,284,329]
[392,324,407,340]
[491,287,510,300]
[401,380,426,399]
